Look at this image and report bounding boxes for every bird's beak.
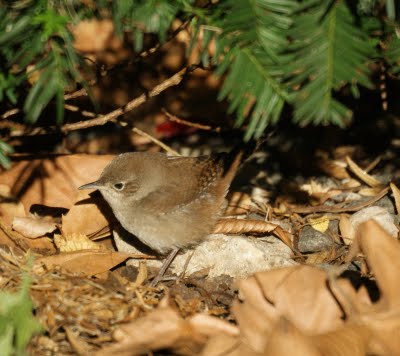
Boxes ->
[78,181,102,190]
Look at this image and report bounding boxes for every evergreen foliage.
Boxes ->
[0,0,399,164]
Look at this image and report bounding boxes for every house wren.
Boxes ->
[79,150,243,285]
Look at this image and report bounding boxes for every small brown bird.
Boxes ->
[79,150,243,285]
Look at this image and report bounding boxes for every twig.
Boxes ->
[131,127,181,156]
[1,108,20,120]
[64,104,97,118]
[64,87,90,101]
[289,186,389,214]
[162,108,221,132]
[0,220,28,252]
[61,66,196,133]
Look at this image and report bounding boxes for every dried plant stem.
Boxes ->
[162,108,220,132]
[0,220,28,252]
[61,66,195,133]
[131,127,181,156]
[290,187,389,214]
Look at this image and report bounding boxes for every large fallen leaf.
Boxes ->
[0,184,26,225]
[0,154,113,210]
[62,191,114,237]
[338,220,400,355]
[95,297,239,356]
[345,156,383,188]
[34,250,143,277]
[213,218,293,248]
[232,265,345,354]
[204,219,400,356]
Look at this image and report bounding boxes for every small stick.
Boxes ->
[162,108,220,132]
[289,187,389,214]
[132,127,181,156]
[1,108,20,120]
[61,66,196,133]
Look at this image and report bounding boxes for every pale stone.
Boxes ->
[114,228,296,279]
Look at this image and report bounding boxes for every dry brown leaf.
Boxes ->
[213,218,292,247]
[345,156,382,188]
[305,249,337,264]
[201,334,259,356]
[339,214,353,245]
[54,233,104,252]
[12,216,57,239]
[348,220,400,306]
[34,250,137,277]
[229,267,347,353]
[300,181,331,195]
[255,266,345,333]
[62,191,113,237]
[308,324,369,356]
[264,317,323,356]
[0,154,113,210]
[358,187,385,196]
[0,184,26,225]
[340,220,400,354]
[189,314,239,337]
[300,181,342,204]
[96,297,238,356]
[316,152,350,179]
[390,182,400,215]
[203,219,400,356]
[232,277,279,352]
[341,179,362,189]
[214,218,279,234]
[65,327,94,356]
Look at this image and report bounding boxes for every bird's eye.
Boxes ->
[113,182,125,191]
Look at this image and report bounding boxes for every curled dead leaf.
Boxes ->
[213,218,292,248]
[12,216,57,239]
[54,233,104,252]
[345,156,382,188]
[390,182,400,215]
[96,298,238,356]
[0,154,113,210]
[339,214,353,245]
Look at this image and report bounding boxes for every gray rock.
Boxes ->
[298,225,335,253]
[374,196,395,215]
[114,228,296,279]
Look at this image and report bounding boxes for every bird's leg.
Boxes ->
[150,247,180,287]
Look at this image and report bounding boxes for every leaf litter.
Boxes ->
[0,147,398,355]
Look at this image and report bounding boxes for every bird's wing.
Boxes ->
[139,154,226,214]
